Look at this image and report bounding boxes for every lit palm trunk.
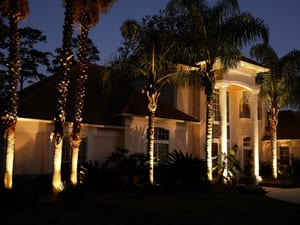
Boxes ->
[70,145,79,185]
[70,7,89,186]
[70,0,116,186]
[51,0,74,193]
[146,90,159,185]
[4,127,15,189]
[2,0,28,189]
[269,107,279,179]
[52,140,63,192]
[205,94,213,182]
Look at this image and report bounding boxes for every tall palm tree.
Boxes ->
[166,0,268,181]
[51,0,75,193]
[0,0,29,189]
[69,0,116,186]
[250,44,300,179]
[119,15,205,185]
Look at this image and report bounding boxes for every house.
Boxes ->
[262,110,300,170]
[0,58,278,182]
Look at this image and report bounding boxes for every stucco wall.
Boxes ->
[262,139,300,163]
[124,116,189,155]
[14,118,123,175]
[15,118,53,175]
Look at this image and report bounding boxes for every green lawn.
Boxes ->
[1,187,300,225]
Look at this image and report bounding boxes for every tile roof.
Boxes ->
[18,64,199,126]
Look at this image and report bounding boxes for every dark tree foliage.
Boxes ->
[48,35,100,74]
[19,27,51,90]
[0,22,51,93]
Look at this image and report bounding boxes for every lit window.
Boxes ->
[280,147,289,165]
[61,135,87,180]
[240,91,250,118]
[154,127,169,164]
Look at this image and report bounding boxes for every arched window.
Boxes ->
[240,91,250,118]
[154,127,169,164]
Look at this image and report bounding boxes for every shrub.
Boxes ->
[260,161,272,178]
[80,148,148,191]
[156,150,206,187]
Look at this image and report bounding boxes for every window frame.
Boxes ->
[154,127,170,164]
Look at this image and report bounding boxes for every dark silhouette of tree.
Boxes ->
[18,27,51,90]
[48,35,100,74]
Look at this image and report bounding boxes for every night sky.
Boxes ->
[20,0,300,65]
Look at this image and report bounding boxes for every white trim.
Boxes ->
[216,80,260,92]
[18,117,125,130]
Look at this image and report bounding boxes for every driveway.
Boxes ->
[263,187,300,205]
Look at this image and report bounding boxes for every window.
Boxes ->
[154,127,169,164]
[243,137,252,175]
[61,135,87,180]
[213,124,221,138]
[240,91,250,118]
[280,147,289,165]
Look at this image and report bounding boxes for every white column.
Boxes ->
[251,90,262,184]
[219,84,228,181]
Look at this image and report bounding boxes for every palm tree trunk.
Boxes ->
[51,0,74,193]
[269,106,279,179]
[206,93,213,182]
[70,121,81,186]
[3,1,21,189]
[205,70,215,182]
[70,8,89,186]
[52,139,63,192]
[146,89,159,185]
[147,110,155,185]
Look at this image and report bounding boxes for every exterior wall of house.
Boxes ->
[262,139,300,163]
[15,118,53,175]
[14,118,123,175]
[14,116,190,175]
[124,116,189,156]
[176,87,204,158]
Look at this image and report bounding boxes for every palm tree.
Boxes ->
[51,0,75,193]
[250,44,300,179]
[166,0,268,181]
[119,15,205,185]
[69,0,116,186]
[0,0,29,189]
